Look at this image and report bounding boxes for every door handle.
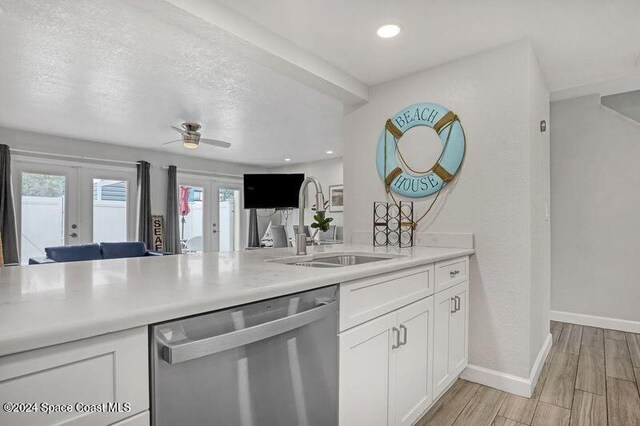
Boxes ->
[392,327,400,350]
[399,324,407,346]
[451,297,457,313]
[160,300,337,364]
[69,233,78,238]
[455,296,461,312]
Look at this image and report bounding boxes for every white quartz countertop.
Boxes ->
[0,244,473,357]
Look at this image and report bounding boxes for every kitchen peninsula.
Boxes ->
[0,244,472,425]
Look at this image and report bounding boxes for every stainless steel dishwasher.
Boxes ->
[151,285,338,426]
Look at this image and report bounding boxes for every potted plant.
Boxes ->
[310,210,333,241]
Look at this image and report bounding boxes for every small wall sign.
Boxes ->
[151,215,165,252]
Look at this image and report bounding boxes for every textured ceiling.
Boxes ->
[217,0,640,92]
[0,0,343,167]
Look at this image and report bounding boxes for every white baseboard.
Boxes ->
[550,310,640,334]
[461,333,552,398]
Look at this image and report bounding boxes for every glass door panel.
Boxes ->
[14,162,80,265]
[218,188,241,252]
[80,168,136,244]
[92,178,128,242]
[19,172,66,263]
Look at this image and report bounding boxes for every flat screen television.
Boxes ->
[243,173,304,209]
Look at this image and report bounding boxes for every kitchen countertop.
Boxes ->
[0,244,473,357]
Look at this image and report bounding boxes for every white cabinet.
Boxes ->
[339,297,433,426]
[339,310,397,426]
[393,299,434,426]
[340,266,433,331]
[433,281,469,397]
[0,327,149,426]
[434,256,469,293]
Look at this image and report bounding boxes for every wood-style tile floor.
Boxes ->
[416,321,640,426]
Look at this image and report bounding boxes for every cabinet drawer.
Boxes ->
[0,327,149,426]
[340,266,433,331]
[434,256,468,293]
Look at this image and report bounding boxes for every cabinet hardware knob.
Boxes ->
[450,270,460,277]
[400,324,407,346]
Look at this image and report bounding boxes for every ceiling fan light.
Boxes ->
[183,140,198,149]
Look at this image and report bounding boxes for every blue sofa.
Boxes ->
[28,242,164,265]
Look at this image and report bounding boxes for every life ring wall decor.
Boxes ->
[376,102,466,198]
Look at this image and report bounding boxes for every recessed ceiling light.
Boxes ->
[377,24,401,39]
[284,158,291,162]
[326,150,334,154]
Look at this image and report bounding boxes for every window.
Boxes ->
[92,179,128,242]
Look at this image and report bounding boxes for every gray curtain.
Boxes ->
[164,165,181,254]
[247,208,260,248]
[0,145,19,265]
[136,161,153,247]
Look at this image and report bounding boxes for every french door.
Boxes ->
[13,160,137,264]
[177,175,243,253]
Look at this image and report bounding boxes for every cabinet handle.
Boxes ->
[400,324,407,346]
[392,327,400,349]
[450,270,460,277]
[455,296,461,312]
[451,298,457,313]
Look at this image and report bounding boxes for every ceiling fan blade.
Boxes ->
[170,125,187,135]
[162,140,182,145]
[199,139,231,148]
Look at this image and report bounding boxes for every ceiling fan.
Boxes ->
[163,122,231,149]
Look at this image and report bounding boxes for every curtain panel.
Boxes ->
[247,208,260,248]
[136,160,153,248]
[164,165,181,254]
[0,145,19,265]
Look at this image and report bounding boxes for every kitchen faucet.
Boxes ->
[296,176,325,255]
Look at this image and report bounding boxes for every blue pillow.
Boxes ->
[100,242,147,259]
[45,244,103,263]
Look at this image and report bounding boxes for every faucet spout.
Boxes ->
[296,176,325,255]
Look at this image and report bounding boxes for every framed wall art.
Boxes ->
[329,185,344,212]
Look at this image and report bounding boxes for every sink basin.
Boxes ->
[268,252,404,268]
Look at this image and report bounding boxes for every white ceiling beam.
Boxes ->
[165,0,370,106]
[551,75,640,102]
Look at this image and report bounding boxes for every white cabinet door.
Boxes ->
[433,285,456,397]
[339,311,397,426]
[0,327,148,426]
[393,297,433,426]
[433,282,469,397]
[449,282,469,377]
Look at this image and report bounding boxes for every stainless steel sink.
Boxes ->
[268,252,404,268]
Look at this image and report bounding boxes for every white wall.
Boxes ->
[267,157,344,239]
[343,41,550,379]
[551,95,640,324]
[529,54,551,370]
[0,126,266,218]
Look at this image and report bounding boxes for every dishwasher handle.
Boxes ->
[160,300,338,364]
